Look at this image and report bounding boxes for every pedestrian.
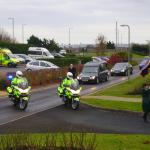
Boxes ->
[142,83,150,123]
[68,64,76,79]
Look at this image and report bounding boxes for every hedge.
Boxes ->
[38,56,92,67]
[0,65,83,90]
[0,42,29,54]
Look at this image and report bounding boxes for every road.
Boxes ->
[0,68,147,134]
[0,104,149,134]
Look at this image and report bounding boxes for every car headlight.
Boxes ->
[121,69,125,72]
[77,76,81,80]
[90,76,96,79]
[111,69,114,72]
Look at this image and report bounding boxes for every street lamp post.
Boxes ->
[120,24,131,80]
[69,28,71,53]
[22,24,26,44]
[8,17,15,43]
[146,40,150,56]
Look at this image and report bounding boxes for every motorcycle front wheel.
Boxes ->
[72,100,79,110]
[19,98,28,110]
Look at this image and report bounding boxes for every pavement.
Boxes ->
[82,95,141,102]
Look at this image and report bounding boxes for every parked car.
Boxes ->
[59,49,67,55]
[28,47,54,59]
[77,61,109,84]
[139,57,150,70]
[110,62,133,76]
[92,56,109,63]
[25,60,59,71]
[8,54,25,64]
[16,54,35,64]
[52,53,65,58]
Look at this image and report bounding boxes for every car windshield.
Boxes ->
[82,66,98,73]
[70,79,80,90]
[113,63,127,69]
[8,54,17,58]
[18,78,28,89]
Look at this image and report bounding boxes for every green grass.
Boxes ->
[93,75,150,98]
[1,133,150,150]
[132,53,145,59]
[82,98,142,112]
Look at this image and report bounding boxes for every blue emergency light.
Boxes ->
[6,72,15,81]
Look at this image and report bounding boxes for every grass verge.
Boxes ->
[0,133,150,150]
[92,75,150,98]
[81,98,142,112]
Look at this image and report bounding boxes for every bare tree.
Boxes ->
[0,28,15,43]
[95,34,107,56]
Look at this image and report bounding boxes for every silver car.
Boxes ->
[25,60,59,71]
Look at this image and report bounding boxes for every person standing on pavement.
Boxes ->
[68,64,76,79]
[142,83,150,123]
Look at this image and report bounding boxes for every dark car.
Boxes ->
[110,62,133,76]
[77,61,109,84]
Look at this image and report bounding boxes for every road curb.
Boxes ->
[81,101,142,115]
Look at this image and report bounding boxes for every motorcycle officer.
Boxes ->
[57,72,74,97]
[7,71,26,97]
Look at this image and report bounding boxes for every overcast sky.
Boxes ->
[0,0,150,45]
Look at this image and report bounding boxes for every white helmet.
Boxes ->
[67,72,73,79]
[16,71,23,78]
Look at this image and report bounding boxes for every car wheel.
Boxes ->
[7,63,13,68]
[105,75,109,81]
[96,77,100,84]
[27,69,32,71]
[125,71,128,76]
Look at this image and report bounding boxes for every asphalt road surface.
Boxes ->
[0,104,149,134]
[0,68,145,134]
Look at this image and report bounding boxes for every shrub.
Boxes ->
[0,79,7,90]
[38,58,80,67]
[107,54,123,66]
[0,42,29,54]
[77,56,92,64]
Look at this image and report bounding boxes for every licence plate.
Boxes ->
[74,98,79,101]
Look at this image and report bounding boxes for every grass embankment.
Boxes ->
[0,133,150,150]
[93,75,150,98]
[81,99,142,112]
[81,75,150,112]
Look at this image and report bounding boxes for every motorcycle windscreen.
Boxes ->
[18,78,29,90]
[70,79,80,91]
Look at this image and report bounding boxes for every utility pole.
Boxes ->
[69,28,71,52]
[115,21,118,52]
[22,24,26,43]
[8,17,15,42]
[120,24,131,80]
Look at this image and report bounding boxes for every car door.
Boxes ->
[31,61,40,70]
[99,64,108,81]
[39,61,47,69]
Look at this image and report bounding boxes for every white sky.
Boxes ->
[0,0,150,44]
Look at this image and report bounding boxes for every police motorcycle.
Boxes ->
[6,73,31,110]
[57,78,82,110]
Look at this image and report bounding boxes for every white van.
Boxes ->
[28,47,54,59]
